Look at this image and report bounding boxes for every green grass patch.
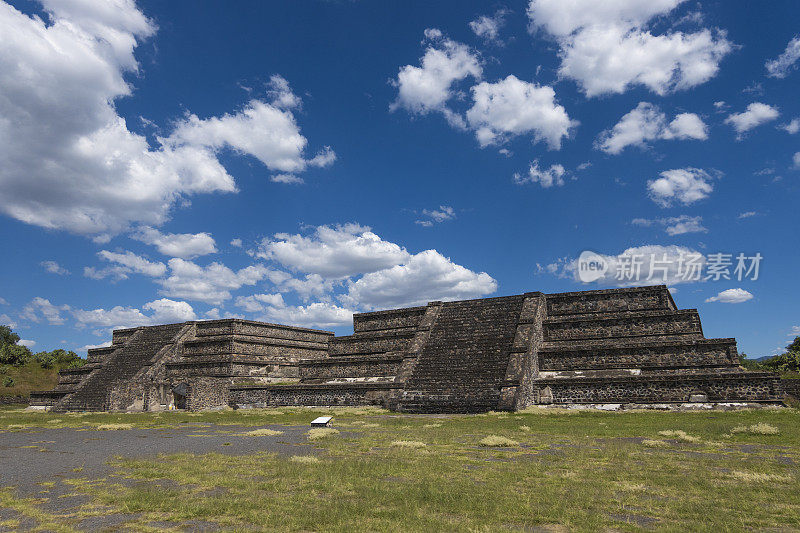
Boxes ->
[0,363,60,400]
[2,406,800,530]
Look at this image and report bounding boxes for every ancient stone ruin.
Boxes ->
[30,286,785,412]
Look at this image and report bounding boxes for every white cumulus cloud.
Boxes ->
[342,249,497,310]
[632,215,707,235]
[391,28,482,127]
[469,9,509,45]
[41,260,70,276]
[527,0,732,97]
[0,2,332,239]
[597,102,708,154]
[258,302,354,330]
[647,168,714,207]
[255,224,411,279]
[780,118,800,134]
[166,75,335,178]
[85,250,166,280]
[513,160,566,188]
[132,227,217,259]
[466,75,576,149]
[724,103,779,136]
[157,258,269,306]
[416,205,456,227]
[705,288,753,303]
[20,297,70,325]
[766,35,800,78]
[72,297,196,329]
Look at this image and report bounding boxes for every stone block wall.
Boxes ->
[299,355,403,381]
[545,286,675,316]
[228,382,399,408]
[32,285,786,412]
[782,379,800,400]
[352,306,427,332]
[195,319,333,343]
[544,310,703,342]
[538,339,738,371]
[328,331,416,356]
[534,372,783,404]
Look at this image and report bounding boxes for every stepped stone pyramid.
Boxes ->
[31,286,785,412]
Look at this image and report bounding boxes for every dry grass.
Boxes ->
[307,428,340,440]
[289,455,320,464]
[641,439,668,448]
[238,428,283,437]
[519,425,531,432]
[479,435,519,447]
[2,406,800,531]
[95,423,133,431]
[731,423,779,435]
[728,470,793,483]
[516,407,579,415]
[390,440,426,448]
[657,430,701,443]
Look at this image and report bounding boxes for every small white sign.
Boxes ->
[311,416,332,427]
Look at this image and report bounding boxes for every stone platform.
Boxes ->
[30,286,785,412]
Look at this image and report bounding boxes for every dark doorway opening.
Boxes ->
[172,383,188,410]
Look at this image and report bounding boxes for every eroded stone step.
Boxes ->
[543,309,702,341]
[539,338,739,370]
[545,285,676,316]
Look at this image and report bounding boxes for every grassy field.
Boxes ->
[1,405,799,531]
[0,363,59,399]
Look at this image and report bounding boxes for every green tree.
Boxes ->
[0,343,32,366]
[787,336,800,353]
[0,325,84,368]
[0,325,20,347]
[33,349,84,369]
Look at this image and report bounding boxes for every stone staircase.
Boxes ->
[30,285,784,412]
[396,295,526,413]
[45,324,185,412]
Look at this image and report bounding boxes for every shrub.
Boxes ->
[32,349,84,370]
[2,376,13,387]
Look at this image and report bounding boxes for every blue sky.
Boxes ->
[0,0,798,358]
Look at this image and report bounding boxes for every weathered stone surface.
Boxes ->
[31,285,785,412]
[398,295,527,413]
[782,379,800,400]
